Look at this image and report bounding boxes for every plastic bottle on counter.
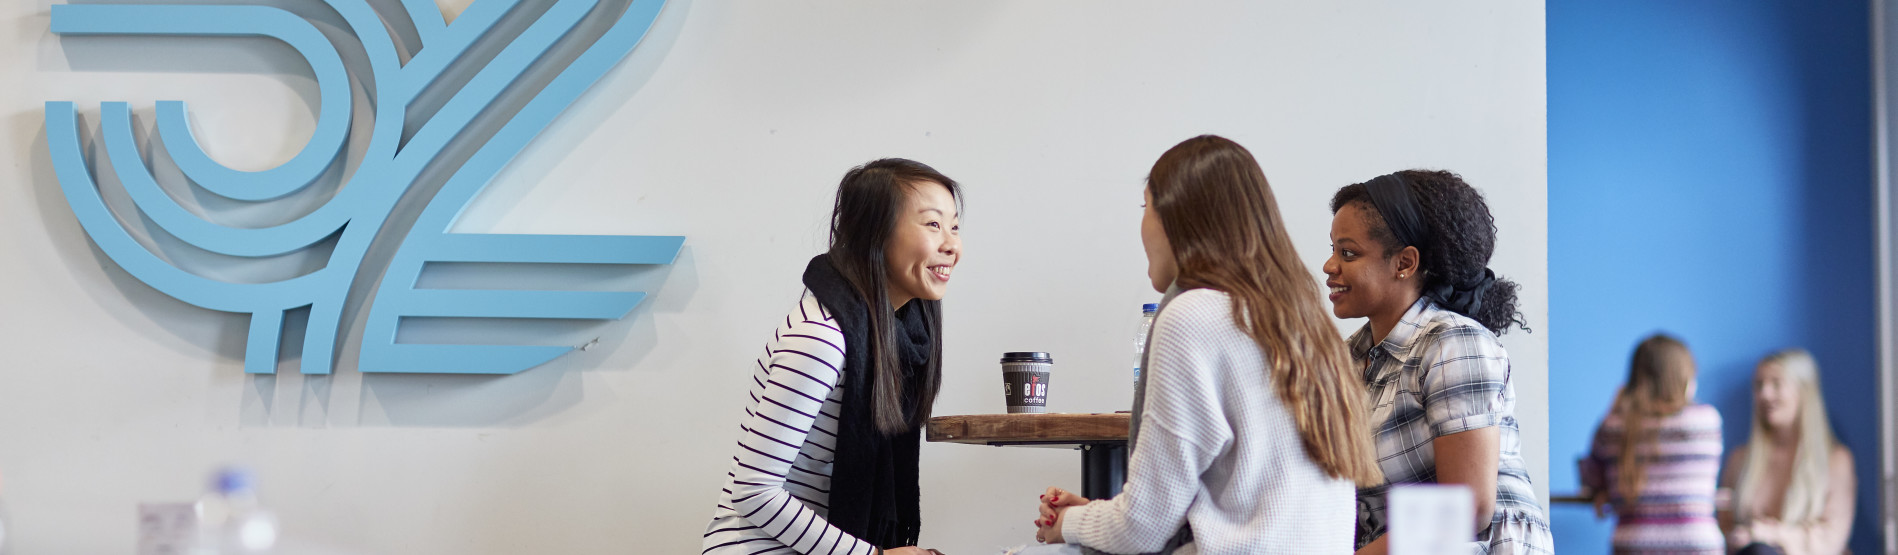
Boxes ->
[193,467,278,554]
[1133,303,1159,383]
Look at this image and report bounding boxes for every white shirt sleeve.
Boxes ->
[1061,300,1233,553]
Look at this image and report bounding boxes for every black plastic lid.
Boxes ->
[1000,352,1053,363]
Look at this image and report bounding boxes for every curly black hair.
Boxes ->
[1329,169,1524,335]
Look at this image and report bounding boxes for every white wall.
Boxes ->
[0,1,1547,553]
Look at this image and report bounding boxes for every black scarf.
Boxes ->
[801,254,932,549]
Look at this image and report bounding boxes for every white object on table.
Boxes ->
[139,501,362,555]
[1388,484,1475,555]
[136,502,196,555]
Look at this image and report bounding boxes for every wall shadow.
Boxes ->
[1779,0,1881,551]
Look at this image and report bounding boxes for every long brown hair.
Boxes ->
[1612,334,1696,500]
[827,159,956,434]
[1147,135,1382,484]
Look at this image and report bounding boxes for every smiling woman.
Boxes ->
[1719,349,1856,555]
[702,159,960,555]
[881,176,962,313]
[1324,170,1549,555]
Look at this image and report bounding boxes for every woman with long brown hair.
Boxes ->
[1581,334,1725,554]
[1019,135,1382,554]
[1323,170,1549,554]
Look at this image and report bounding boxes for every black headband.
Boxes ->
[1365,173,1429,249]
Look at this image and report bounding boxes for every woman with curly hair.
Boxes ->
[1323,170,1550,554]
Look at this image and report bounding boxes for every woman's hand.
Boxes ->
[1726,521,1755,548]
[1032,486,1088,544]
[1040,486,1088,509]
[1034,504,1069,544]
[1743,518,1784,547]
[1353,535,1388,555]
[1589,488,1611,519]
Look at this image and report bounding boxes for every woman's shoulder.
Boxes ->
[1597,404,1626,428]
[1410,302,1507,365]
[1154,289,1239,332]
[779,291,846,349]
[1416,302,1501,344]
[1828,442,1855,471]
[1167,287,1231,311]
[1675,403,1722,425]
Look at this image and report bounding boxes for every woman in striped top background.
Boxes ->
[1582,334,1725,554]
[702,159,961,555]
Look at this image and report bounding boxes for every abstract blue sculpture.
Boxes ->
[44,0,681,374]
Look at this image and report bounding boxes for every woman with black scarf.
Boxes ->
[702,159,960,555]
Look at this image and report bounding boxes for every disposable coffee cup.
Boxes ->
[1001,352,1053,414]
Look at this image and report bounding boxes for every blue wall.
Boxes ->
[1548,1,1880,554]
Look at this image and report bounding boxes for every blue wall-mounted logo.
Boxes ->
[43,0,681,375]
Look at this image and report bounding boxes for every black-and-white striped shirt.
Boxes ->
[703,292,871,555]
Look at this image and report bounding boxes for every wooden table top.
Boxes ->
[926,412,1130,445]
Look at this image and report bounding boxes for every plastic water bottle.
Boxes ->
[193,467,278,554]
[1133,303,1158,382]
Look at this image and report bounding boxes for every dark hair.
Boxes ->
[827,158,957,434]
[1329,169,1523,334]
[1150,135,1382,484]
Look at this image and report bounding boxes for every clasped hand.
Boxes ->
[1032,486,1089,544]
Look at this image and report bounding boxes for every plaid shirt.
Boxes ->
[1350,298,1550,554]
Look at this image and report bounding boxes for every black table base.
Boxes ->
[1080,442,1128,499]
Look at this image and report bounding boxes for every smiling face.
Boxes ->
[1141,187,1177,293]
[1321,202,1419,319]
[883,180,961,309]
[1753,361,1801,433]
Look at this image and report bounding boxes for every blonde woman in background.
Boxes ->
[1718,349,1856,555]
[1581,334,1725,554]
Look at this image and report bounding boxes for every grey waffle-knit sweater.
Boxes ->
[1059,289,1357,554]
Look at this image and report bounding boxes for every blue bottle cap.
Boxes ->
[213,467,254,495]
[1142,303,1159,312]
